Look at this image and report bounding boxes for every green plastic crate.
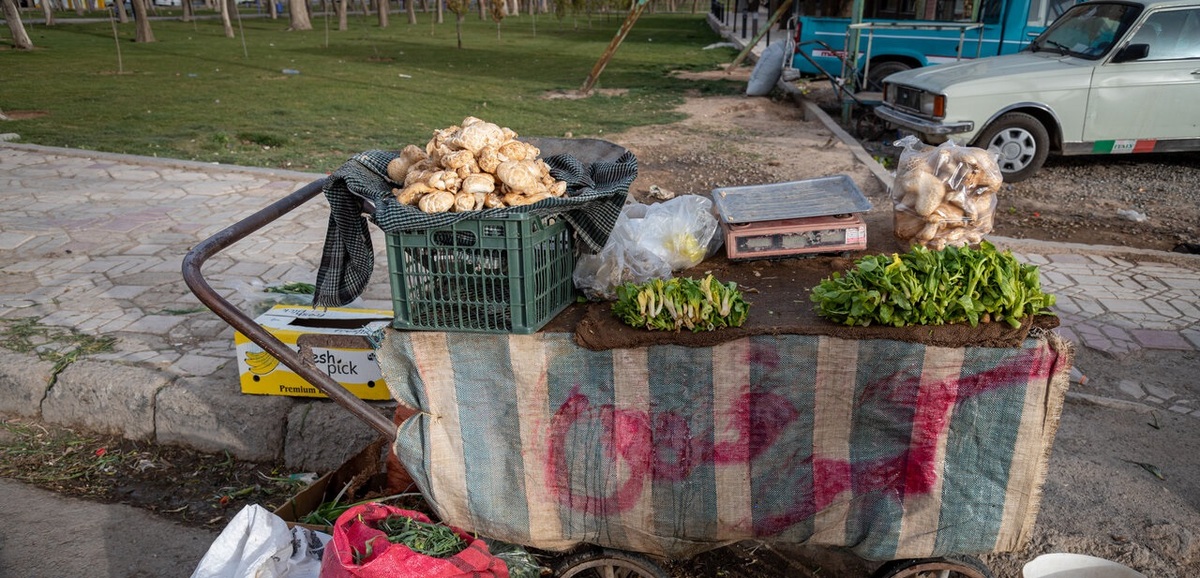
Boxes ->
[384,213,576,334]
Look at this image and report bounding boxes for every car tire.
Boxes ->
[864,61,912,92]
[973,112,1049,183]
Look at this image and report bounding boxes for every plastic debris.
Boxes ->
[1117,209,1147,222]
[282,68,300,75]
[1070,367,1088,385]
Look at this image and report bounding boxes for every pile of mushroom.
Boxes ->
[891,142,1002,251]
[387,117,568,213]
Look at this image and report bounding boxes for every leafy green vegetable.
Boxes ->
[810,241,1056,328]
[374,514,466,558]
[612,275,749,332]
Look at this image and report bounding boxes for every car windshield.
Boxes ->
[1030,3,1142,59]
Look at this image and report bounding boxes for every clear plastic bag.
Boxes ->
[637,195,722,271]
[573,196,722,301]
[890,135,1002,251]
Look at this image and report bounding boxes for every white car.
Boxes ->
[874,0,1200,182]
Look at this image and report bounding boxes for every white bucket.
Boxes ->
[1022,553,1147,578]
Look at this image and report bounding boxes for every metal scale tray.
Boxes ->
[711,175,874,259]
[711,174,872,224]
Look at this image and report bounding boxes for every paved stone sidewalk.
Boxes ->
[1,142,396,472]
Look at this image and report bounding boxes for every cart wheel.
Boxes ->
[553,547,671,578]
[871,555,994,578]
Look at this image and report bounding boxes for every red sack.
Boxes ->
[320,503,509,578]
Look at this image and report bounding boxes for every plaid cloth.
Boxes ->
[314,145,637,307]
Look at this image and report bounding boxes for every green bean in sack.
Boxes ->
[320,503,509,578]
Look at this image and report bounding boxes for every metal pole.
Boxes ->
[841,0,865,125]
[181,180,398,440]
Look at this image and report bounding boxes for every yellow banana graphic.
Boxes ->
[244,350,280,375]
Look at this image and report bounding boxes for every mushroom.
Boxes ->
[387,145,428,184]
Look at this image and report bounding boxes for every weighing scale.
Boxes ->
[711,175,873,260]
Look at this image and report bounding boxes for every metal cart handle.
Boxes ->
[181,178,397,440]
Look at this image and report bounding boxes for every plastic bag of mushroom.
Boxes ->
[387,117,570,214]
[891,135,1003,251]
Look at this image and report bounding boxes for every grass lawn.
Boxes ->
[2,9,745,172]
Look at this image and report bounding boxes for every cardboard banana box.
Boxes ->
[234,305,393,400]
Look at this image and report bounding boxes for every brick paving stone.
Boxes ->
[171,353,231,377]
[1129,380,1165,403]
[1130,329,1194,350]
[1046,254,1094,265]
[97,311,149,333]
[74,310,124,333]
[1142,382,1177,401]
[122,314,187,334]
[0,232,36,250]
[1097,297,1155,315]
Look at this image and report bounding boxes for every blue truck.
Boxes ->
[789,0,1081,90]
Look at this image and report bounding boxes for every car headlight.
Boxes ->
[886,84,947,119]
[921,93,946,118]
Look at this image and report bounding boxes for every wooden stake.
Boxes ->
[579,0,648,95]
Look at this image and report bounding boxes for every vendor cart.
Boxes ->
[182,139,1071,578]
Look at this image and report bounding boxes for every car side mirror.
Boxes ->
[1112,43,1150,63]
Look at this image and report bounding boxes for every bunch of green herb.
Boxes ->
[612,275,749,332]
[374,514,466,558]
[810,241,1056,328]
[299,486,419,527]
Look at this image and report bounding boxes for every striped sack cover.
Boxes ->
[376,328,1072,562]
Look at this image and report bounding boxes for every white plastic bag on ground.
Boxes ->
[746,41,786,96]
[191,504,330,578]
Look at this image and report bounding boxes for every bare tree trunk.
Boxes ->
[337,0,348,28]
[2,0,34,49]
[288,0,312,28]
[182,0,194,21]
[41,0,56,26]
[406,0,415,22]
[505,0,516,16]
[219,0,235,36]
[435,0,442,23]
[132,0,156,41]
[378,0,388,26]
[116,0,130,23]
[269,0,277,19]
[75,0,84,16]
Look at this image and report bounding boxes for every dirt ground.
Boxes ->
[2,76,1199,577]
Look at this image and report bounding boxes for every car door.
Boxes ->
[1084,8,1200,144]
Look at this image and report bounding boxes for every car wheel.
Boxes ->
[864,61,912,92]
[973,112,1049,183]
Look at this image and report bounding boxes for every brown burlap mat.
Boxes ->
[557,253,1059,351]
